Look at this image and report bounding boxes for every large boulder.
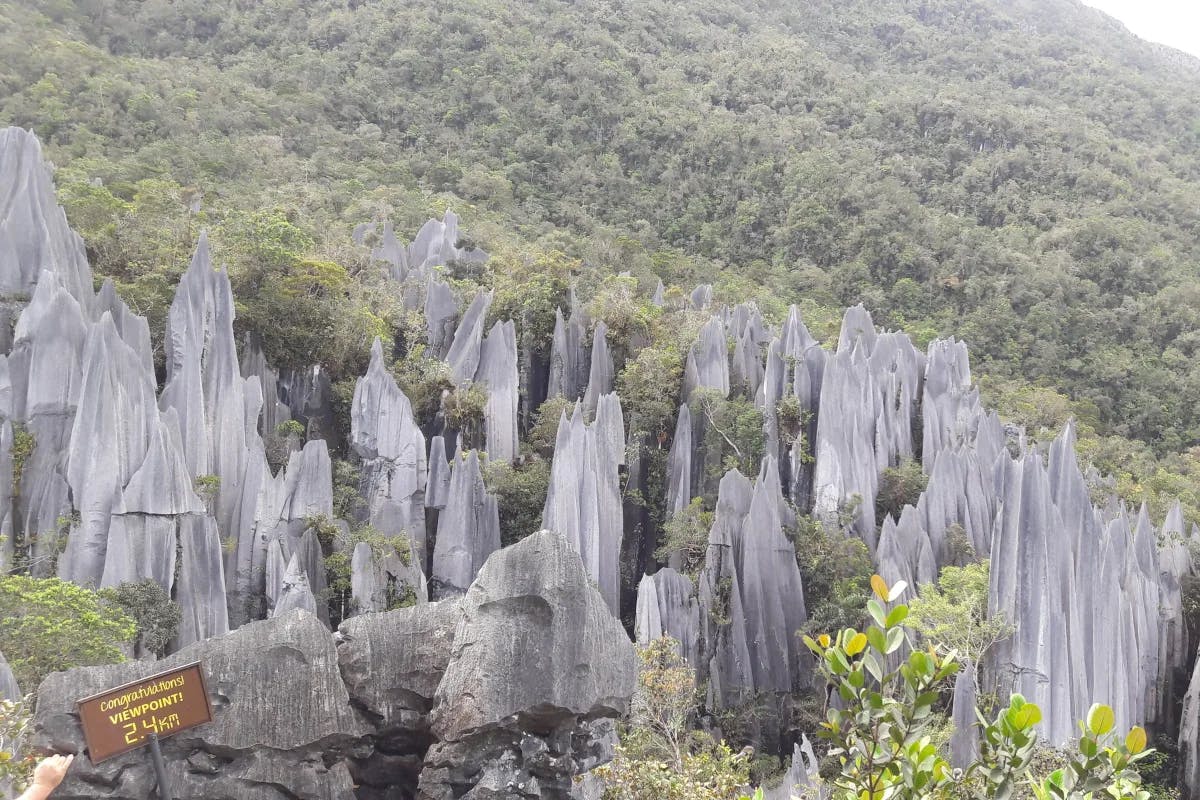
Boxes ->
[32,611,368,799]
[337,600,464,793]
[420,529,636,799]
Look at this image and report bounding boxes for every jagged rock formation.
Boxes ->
[1180,652,1200,799]
[351,338,428,558]
[349,540,429,615]
[547,307,589,401]
[34,611,368,799]
[761,737,820,800]
[696,461,809,713]
[541,398,625,614]
[430,450,500,599]
[338,599,464,793]
[0,649,18,701]
[8,124,1200,781]
[634,568,700,667]
[32,532,634,800]
[445,289,493,385]
[369,211,487,285]
[422,529,636,799]
[950,662,979,769]
[476,320,519,464]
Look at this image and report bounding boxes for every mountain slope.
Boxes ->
[2,0,1200,450]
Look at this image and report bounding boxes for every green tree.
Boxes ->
[99,579,182,659]
[908,561,1013,697]
[594,636,753,800]
[0,575,136,691]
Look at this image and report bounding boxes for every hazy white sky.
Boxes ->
[1081,0,1200,59]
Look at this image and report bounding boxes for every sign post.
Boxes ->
[76,662,213,799]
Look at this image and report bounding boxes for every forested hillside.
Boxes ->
[2,0,1200,486]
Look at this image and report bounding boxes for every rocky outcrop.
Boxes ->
[547,307,589,401]
[634,568,700,667]
[0,649,18,701]
[338,599,463,792]
[1180,650,1200,799]
[697,463,809,718]
[351,338,428,557]
[33,611,368,799]
[761,738,820,800]
[431,450,500,599]
[476,320,519,465]
[422,529,636,799]
[445,289,493,385]
[541,399,625,614]
[581,321,613,419]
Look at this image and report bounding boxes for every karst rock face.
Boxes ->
[33,611,368,800]
[422,529,636,799]
[7,123,1200,785]
[31,532,634,800]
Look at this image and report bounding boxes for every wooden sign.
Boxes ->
[76,662,214,763]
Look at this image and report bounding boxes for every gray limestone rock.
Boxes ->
[33,611,367,799]
[273,551,319,618]
[422,530,635,799]
[337,599,463,764]
[683,316,730,400]
[697,467,809,716]
[0,128,94,307]
[0,649,19,701]
[950,661,979,769]
[541,401,624,614]
[634,569,700,667]
[581,321,614,420]
[426,435,453,511]
[175,514,230,648]
[446,289,494,385]
[425,279,460,359]
[475,320,519,465]
[431,529,635,740]
[349,539,429,615]
[352,338,428,554]
[1180,650,1200,799]
[761,738,820,800]
[664,404,693,520]
[431,450,501,599]
[547,307,588,401]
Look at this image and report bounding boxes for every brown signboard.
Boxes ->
[76,662,214,763]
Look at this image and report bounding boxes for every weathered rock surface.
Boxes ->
[634,568,700,667]
[423,529,635,799]
[0,649,18,701]
[338,599,464,790]
[352,338,428,557]
[541,400,625,614]
[431,450,500,599]
[475,320,519,465]
[33,611,367,800]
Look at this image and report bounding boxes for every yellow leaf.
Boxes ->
[870,574,889,601]
[1126,726,1147,754]
[845,632,868,656]
[818,633,831,648]
[1088,704,1115,736]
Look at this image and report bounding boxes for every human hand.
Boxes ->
[31,754,73,790]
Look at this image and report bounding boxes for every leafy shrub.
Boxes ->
[0,575,136,691]
[875,459,928,522]
[804,575,1154,799]
[99,579,182,658]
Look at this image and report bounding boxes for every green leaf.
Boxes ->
[1087,704,1115,735]
[867,598,887,627]
[885,626,905,654]
[885,604,909,627]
